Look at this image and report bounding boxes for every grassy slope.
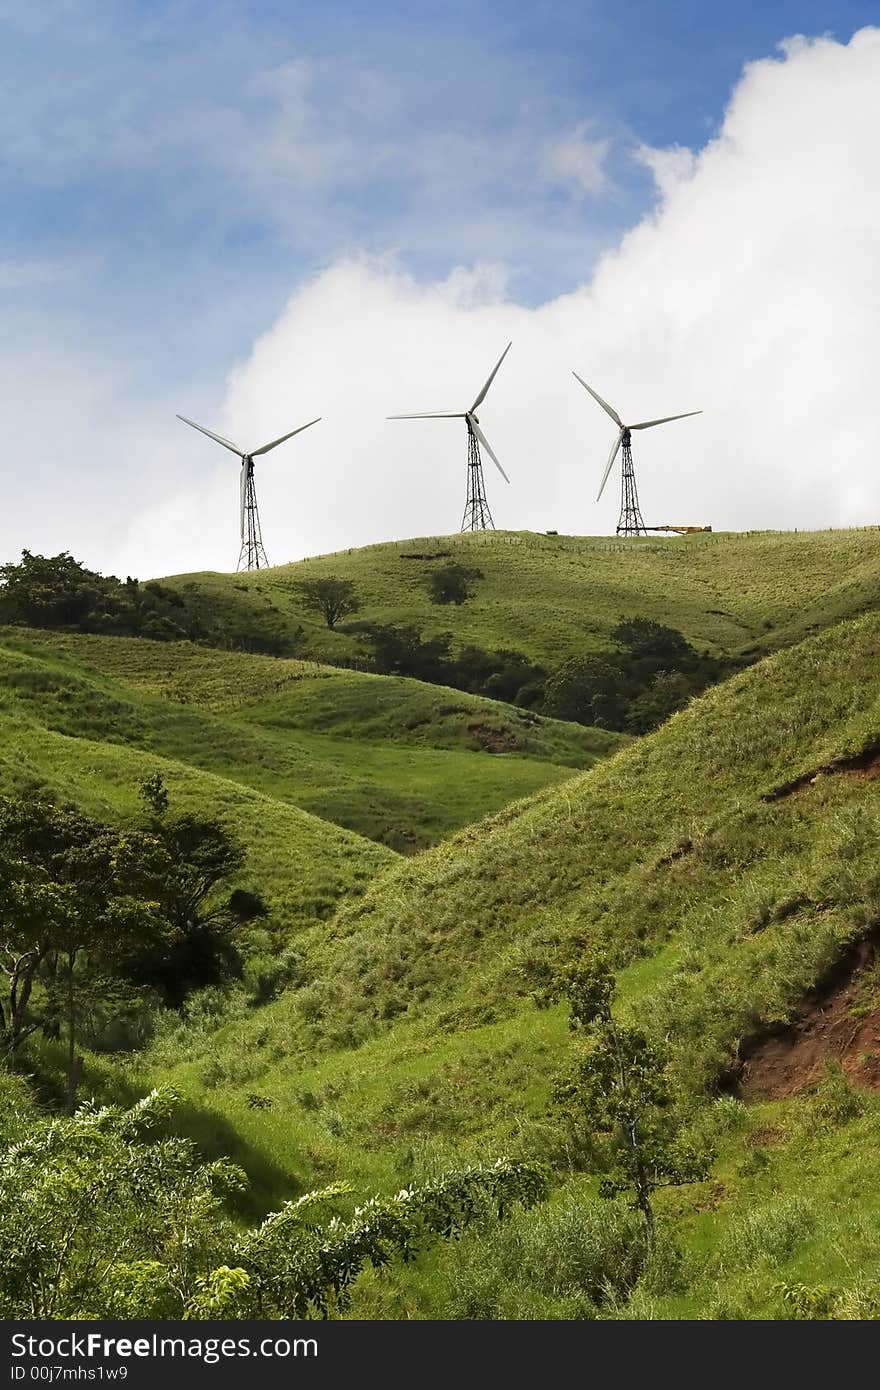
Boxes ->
[14,529,880,1315]
[115,611,880,1308]
[164,526,880,665]
[0,636,395,935]
[290,607,880,1043]
[0,629,620,852]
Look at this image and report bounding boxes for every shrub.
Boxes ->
[428,563,483,606]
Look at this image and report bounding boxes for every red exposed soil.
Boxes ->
[466,721,519,753]
[737,927,880,1100]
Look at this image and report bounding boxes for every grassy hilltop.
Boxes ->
[6,527,880,1318]
[165,526,880,664]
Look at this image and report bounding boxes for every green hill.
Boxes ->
[114,607,880,1316]
[163,527,880,665]
[0,628,619,853]
[9,530,880,1319]
[0,639,396,940]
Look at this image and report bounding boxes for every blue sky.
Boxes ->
[1,3,878,571]
[2,0,874,386]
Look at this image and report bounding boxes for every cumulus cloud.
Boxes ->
[113,27,880,573]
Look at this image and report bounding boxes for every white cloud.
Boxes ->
[76,26,880,573]
[545,124,612,196]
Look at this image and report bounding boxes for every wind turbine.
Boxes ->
[388,343,512,531]
[573,373,701,537]
[176,414,320,570]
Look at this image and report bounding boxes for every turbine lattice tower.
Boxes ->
[617,430,647,536]
[238,458,270,569]
[461,422,495,530]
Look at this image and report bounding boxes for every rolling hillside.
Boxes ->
[9,531,880,1318]
[0,628,619,853]
[112,607,880,1315]
[163,527,880,666]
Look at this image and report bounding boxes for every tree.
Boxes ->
[624,670,695,734]
[129,777,267,1004]
[0,796,162,1107]
[0,550,198,642]
[428,562,483,606]
[483,649,547,705]
[359,623,453,683]
[553,957,708,1246]
[611,618,696,670]
[295,577,360,630]
[0,551,117,629]
[543,656,628,729]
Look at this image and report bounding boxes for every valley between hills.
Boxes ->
[5,527,880,1319]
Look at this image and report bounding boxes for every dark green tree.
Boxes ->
[483,650,547,705]
[0,797,162,1106]
[359,624,453,683]
[611,618,696,668]
[131,777,267,1004]
[553,957,708,1246]
[624,670,695,734]
[543,656,628,729]
[428,562,484,606]
[0,551,197,642]
[295,577,360,630]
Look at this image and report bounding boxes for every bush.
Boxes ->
[543,657,628,729]
[439,1192,647,1319]
[717,1195,816,1270]
[428,563,483,606]
[0,1089,548,1319]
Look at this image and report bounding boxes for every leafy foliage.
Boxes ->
[542,617,726,732]
[428,563,484,606]
[129,777,267,1005]
[0,778,265,1101]
[0,1088,547,1319]
[544,657,629,729]
[0,795,163,1103]
[0,551,200,643]
[294,577,360,631]
[358,624,547,706]
[553,957,709,1242]
[357,623,453,683]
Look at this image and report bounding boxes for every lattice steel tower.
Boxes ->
[461,422,495,530]
[617,429,647,536]
[238,457,270,569]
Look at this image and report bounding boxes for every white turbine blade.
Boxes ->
[177,414,244,457]
[250,418,321,456]
[597,431,623,501]
[572,373,623,429]
[387,412,466,419]
[470,341,512,413]
[240,462,247,540]
[471,419,510,484]
[630,410,702,430]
